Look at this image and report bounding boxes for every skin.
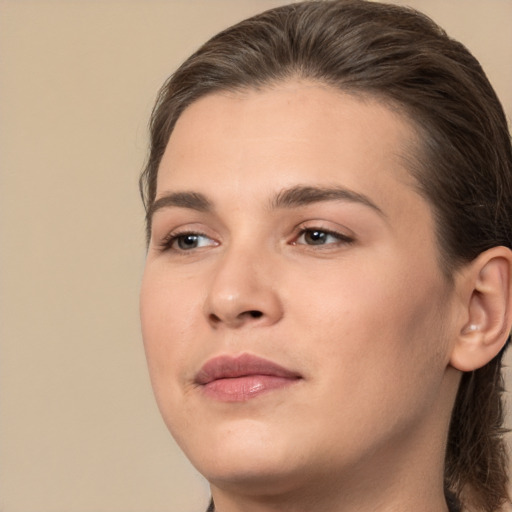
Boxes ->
[140,81,467,512]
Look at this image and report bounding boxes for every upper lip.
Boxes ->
[195,353,301,385]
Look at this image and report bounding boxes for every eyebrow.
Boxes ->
[149,184,384,219]
[270,185,384,215]
[148,191,213,219]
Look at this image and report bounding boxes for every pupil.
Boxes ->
[307,230,326,244]
[178,234,198,249]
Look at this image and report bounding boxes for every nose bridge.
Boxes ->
[204,238,283,328]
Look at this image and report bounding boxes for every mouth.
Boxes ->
[195,353,302,402]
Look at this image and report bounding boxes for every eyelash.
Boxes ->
[157,226,354,253]
[157,230,214,252]
[293,226,354,247]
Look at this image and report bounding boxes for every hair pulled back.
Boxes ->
[140,2,512,510]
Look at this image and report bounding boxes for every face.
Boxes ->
[140,82,459,498]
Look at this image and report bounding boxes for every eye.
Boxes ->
[160,232,218,252]
[294,228,353,246]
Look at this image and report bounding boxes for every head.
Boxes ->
[140,1,512,510]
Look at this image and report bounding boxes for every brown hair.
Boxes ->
[140,1,512,510]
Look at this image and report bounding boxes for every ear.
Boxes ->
[450,246,512,372]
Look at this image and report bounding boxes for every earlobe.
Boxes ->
[450,246,512,372]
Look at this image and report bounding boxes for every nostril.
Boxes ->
[207,310,262,325]
[209,313,222,324]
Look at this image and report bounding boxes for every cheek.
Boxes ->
[140,267,203,393]
[289,255,451,386]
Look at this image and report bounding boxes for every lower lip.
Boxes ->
[201,375,299,402]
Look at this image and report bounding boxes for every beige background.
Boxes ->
[0,1,511,511]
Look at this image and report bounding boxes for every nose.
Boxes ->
[204,245,284,329]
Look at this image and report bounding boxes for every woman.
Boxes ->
[139,1,512,511]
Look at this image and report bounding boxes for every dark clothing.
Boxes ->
[206,495,462,511]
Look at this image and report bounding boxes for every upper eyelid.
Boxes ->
[294,220,355,237]
[152,220,217,242]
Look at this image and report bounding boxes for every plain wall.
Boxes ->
[0,1,511,511]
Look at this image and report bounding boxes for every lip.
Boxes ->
[195,353,302,402]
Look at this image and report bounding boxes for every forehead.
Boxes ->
[157,81,424,218]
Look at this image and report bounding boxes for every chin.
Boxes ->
[175,419,308,492]
[200,458,310,499]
